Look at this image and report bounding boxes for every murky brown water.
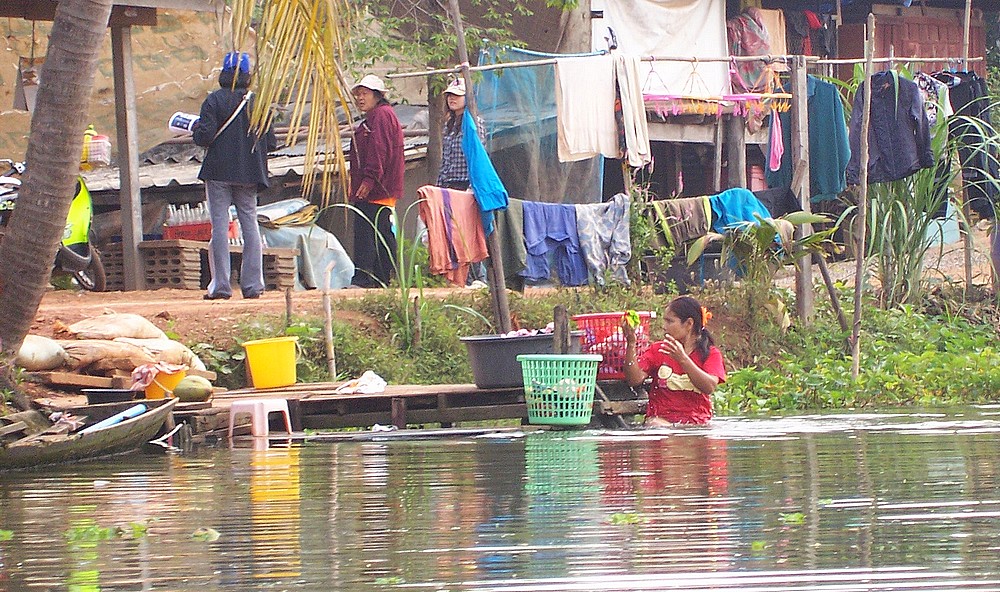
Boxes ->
[3,408,1000,590]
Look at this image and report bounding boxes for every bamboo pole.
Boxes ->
[445,0,512,334]
[387,54,817,80]
[961,0,975,294]
[851,14,875,380]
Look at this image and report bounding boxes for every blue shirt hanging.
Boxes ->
[462,109,508,235]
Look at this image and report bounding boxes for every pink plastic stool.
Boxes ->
[228,399,292,438]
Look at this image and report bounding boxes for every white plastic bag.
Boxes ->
[334,371,387,395]
[66,313,167,340]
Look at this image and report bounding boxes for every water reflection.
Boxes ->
[2,410,1000,589]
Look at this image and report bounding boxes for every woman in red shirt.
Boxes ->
[622,296,726,426]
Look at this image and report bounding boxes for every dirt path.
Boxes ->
[29,223,996,345]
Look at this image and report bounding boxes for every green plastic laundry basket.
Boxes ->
[516,354,602,426]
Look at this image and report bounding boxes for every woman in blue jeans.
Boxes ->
[192,51,276,300]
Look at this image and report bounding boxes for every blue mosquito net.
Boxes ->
[475,45,605,204]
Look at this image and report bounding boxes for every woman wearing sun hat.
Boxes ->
[348,74,404,288]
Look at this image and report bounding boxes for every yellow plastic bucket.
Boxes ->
[145,369,187,399]
[242,336,298,389]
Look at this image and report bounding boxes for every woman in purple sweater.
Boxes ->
[348,75,404,288]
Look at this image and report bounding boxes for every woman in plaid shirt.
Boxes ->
[437,78,485,190]
[437,78,488,286]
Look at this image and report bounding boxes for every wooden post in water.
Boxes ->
[323,261,336,379]
[446,0,512,334]
[553,305,570,354]
[851,14,875,380]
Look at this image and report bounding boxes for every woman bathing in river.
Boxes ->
[622,296,727,426]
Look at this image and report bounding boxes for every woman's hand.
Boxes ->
[657,334,690,364]
[620,318,637,345]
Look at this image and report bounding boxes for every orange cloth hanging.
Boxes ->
[416,185,489,286]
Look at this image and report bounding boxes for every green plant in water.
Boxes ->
[0,529,13,541]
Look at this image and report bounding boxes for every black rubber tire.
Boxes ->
[74,248,106,292]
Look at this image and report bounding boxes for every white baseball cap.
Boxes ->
[444,78,466,96]
[353,74,387,94]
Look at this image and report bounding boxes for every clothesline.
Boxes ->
[387,54,819,80]
[815,56,985,66]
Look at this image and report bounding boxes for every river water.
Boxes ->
[3,408,1000,591]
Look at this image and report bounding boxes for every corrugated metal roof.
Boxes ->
[84,103,429,193]
[84,136,428,193]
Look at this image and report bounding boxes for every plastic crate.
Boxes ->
[162,220,237,242]
[516,354,602,426]
[572,311,655,380]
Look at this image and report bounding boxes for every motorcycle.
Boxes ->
[0,159,106,292]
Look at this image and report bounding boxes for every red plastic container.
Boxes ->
[572,311,655,380]
[162,220,237,241]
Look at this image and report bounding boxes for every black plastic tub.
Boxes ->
[460,332,583,389]
[81,389,139,405]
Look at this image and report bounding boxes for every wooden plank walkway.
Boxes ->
[208,381,647,430]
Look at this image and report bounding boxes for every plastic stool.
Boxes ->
[228,399,292,438]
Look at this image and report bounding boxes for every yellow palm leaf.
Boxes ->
[229,0,357,208]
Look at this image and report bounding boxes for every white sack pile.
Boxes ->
[17,312,207,375]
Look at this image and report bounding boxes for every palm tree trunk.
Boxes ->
[0,0,113,402]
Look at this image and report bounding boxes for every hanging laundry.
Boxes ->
[708,188,773,234]
[650,196,712,249]
[575,193,632,286]
[847,72,934,185]
[614,54,652,167]
[914,72,953,130]
[603,0,730,98]
[766,75,850,202]
[555,55,619,163]
[935,70,998,220]
[520,200,589,287]
[727,8,771,92]
[463,109,508,234]
[416,186,489,287]
[494,198,527,292]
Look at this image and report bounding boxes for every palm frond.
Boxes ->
[230,0,358,207]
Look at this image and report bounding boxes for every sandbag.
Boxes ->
[16,335,69,371]
[65,313,167,340]
[114,337,207,371]
[58,339,156,373]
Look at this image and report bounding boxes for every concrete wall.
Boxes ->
[0,10,223,161]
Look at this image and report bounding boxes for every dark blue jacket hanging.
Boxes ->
[846,72,934,185]
[520,201,589,287]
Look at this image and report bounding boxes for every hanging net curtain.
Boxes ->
[476,45,604,204]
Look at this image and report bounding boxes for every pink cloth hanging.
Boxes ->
[768,109,784,172]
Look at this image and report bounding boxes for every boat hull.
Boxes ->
[0,398,176,470]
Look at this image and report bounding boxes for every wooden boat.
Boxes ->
[0,398,176,471]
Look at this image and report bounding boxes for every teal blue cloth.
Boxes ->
[462,110,508,235]
[765,76,851,203]
[709,188,772,234]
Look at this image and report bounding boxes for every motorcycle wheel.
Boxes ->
[74,248,106,292]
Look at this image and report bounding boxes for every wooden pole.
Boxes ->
[553,305,569,354]
[285,287,293,328]
[446,0,512,334]
[111,26,143,290]
[323,262,336,380]
[961,0,975,294]
[790,55,814,323]
[852,14,875,380]
[726,114,747,189]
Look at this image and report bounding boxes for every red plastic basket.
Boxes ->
[572,311,655,380]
